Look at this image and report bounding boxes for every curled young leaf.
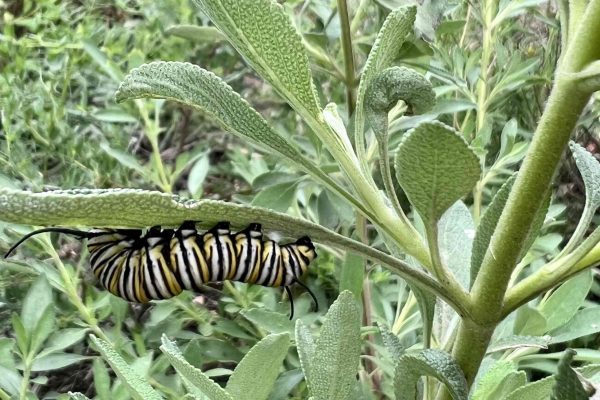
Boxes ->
[365,66,435,143]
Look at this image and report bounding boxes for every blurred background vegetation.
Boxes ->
[0,0,599,399]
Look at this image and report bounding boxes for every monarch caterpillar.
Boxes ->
[5,221,318,319]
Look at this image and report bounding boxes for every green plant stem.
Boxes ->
[0,388,10,400]
[438,1,600,394]
[337,0,357,116]
[378,141,409,223]
[350,0,370,34]
[45,241,110,342]
[19,358,31,400]
[425,226,468,303]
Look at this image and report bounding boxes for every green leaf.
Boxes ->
[379,324,405,361]
[295,319,315,390]
[355,6,417,152]
[566,141,600,250]
[0,365,22,396]
[160,334,233,400]
[251,181,299,212]
[100,143,146,174]
[165,24,225,43]
[549,306,600,343]
[503,376,555,400]
[438,201,473,288]
[11,314,28,356]
[471,361,525,400]
[551,349,589,399]
[395,121,480,225]
[30,353,92,372]
[365,66,435,142]
[69,393,92,400]
[90,335,163,400]
[29,304,55,356]
[21,275,53,334]
[187,153,210,196]
[92,108,138,123]
[339,252,365,299]
[226,333,290,400]
[116,62,330,191]
[193,0,321,117]
[93,358,112,400]
[81,39,124,83]
[539,269,593,332]
[394,349,468,400]
[0,188,457,310]
[471,174,549,285]
[241,308,294,335]
[310,291,361,400]
[487,335,550,354]
[515,306,547,336]
[38,328,88,357]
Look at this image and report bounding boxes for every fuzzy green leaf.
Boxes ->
[160,334,233,400]
[395,121,480,225]
[339,252,365,299]
[116,62,322,178]
[539,269,593,332]
[193,0,321,117]
[549,306,600,343]
[393,349,468,400]
[438,201,473,288]
[551,349,589,400]
[226,333,290,400]
[165,25,225,43]
[487,335,550,354]
[295,319,315,391]
[90,335,163,400]
[21,275,53,334]
[310,291,361,400]
[355,6,417,151]
[471,361,525,400]
[379,324,405,361]
[503,376,555,400]
[365,66,435,142]
[471,174,549,285]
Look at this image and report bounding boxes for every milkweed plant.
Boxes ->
[2,0,600,399]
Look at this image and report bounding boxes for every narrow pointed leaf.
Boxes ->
[160,335,233,400]
[395,121,480,225]
[22,275,53,333]
[90,335,162,400]
[551,349,589,399]
[471,360,525,400]
[295,320,315,390]
[394,349,468,400]
[471,175,549,285]
[193,0,321,117]
[310,291,361,400]
[379,324,405,361]
[539,269,593,332]
[355,6,417,149]
[226,333,290,400]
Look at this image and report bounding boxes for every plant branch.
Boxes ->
[337,0,357,116]
[440,0,600,393]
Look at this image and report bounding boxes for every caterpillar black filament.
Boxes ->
[5,221,318,319]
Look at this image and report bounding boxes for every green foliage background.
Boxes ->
[1,0,600,399]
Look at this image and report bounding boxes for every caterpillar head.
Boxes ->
[295,236,317,264]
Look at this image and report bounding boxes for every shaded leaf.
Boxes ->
[22,275,53,334]
[30,353,91,372]
[165,24,225,43]
[549,307,600,344]
[379,324,405,361]
[551,349,589,400]
[471,360,525,400]
[487,335,550,354]
[394,349,468,400]
[295,319,315,389]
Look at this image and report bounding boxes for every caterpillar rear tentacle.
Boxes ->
[5,221,318,319]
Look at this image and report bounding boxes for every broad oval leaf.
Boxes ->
[90,335,162,400]
[470,360,526,400]
[393,349,468,400]
[160,334,233,400]
[226,333,290,400]
[394,121,480,225]
[549,306,600,344]
[310,291,361,400]
[193,0,322,118]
